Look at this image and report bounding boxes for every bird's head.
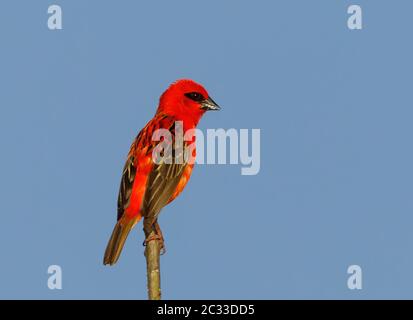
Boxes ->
[157,79,220,126]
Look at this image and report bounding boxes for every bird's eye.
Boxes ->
[184,92,205,102]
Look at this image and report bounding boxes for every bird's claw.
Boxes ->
[143,235,166,255]
[160,246,166,255]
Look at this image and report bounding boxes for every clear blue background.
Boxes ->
[0,0,412,299]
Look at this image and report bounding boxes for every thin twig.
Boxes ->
[144,230,161,300]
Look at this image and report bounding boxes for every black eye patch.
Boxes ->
[184,92,205,102]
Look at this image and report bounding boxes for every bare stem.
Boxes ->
[144,230,161,300]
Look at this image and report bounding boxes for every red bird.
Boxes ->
[104,79,220,265]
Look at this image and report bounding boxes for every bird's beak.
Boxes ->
[201,97,221,111]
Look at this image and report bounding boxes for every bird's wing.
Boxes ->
[116,119,153,221]
[117,114,186,223]
[141,120,187,225]
[142,159,187,223]
[117,147,137,220]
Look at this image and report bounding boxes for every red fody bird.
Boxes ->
[104,79,220,265]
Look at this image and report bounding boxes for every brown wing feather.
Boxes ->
[141,120,187,227]
[116,114,170,222]
[117,115,188,228]
[142,162,187,223]
[117,154,137,220]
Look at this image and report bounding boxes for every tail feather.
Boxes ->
[103,216,138,266]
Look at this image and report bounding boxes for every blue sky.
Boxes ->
[0,0,413,299]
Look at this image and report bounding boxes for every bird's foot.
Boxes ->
[143,234,166,255]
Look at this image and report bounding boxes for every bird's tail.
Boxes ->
[103,215,141,266]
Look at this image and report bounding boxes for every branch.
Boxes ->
[144,230,161,300]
